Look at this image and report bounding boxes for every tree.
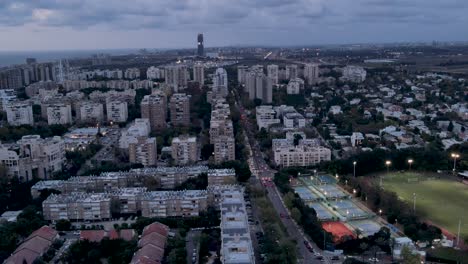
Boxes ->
[293,134,303,146]
[400,245,420,264]
[55,219,71,231]
[290,208,302,223]
[447,121,454,132]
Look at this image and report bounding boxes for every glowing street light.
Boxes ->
[385,160,392,173]
[353,161,357,177]
[451,153,460,172]
[408,159,414,170]
[353,189,357,195]
[379,209,383,215]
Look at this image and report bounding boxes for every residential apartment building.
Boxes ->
[193,63,205,86]
[341,66,367,83]
[210,100,235,164]
[287,78,305,94]
[165,65,188,92]
[128,136,158,167]
[0,135,65,180]
[218,186,255,264]
[237,65,248,84]
[304,63,319,85]
[267,64,279,85]
[283,112,306,128]
[43,192,112,221]
[246,70,273,103]
[47,103,72,125]
[0,89,17,111]
[272,134,331,167]
[124,68,141,79]
[256,105,280,130]
[146,66,165,80]
[79,101,104,123]
[285,64,298,80]
[106,98,128,123]
[212,67,228,98]
[171,135,198,165]
[140,190,208,218]
[170,93,191,126]
[119,118,151,149]
[6,101,34,126]
[207,169,236,186]
[140,92,167,131]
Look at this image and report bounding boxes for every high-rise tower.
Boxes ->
[197,33,204,57]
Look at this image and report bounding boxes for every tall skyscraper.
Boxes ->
[197,33,204,57]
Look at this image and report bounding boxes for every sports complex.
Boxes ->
[293,174,387,242]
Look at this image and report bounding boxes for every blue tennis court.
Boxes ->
[307,202,336,220]
[318,175,337,184]
[348,219,383,236]
[315,185,348,199]
[294,186,319,201]
[329,200,368,219]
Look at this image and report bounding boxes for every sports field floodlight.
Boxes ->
[451,153,460,172]
[408,159,414,170]
[353,161,357,177]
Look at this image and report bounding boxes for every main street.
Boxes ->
[233,93,334,264]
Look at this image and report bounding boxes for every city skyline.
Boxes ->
[0,0,468,51]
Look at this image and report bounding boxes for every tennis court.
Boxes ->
[322,221,356,242]
[348,219,383,237]
[307,202,336,220]
[329,200,369,219]
[294,186,319,201]
[315,185,348,199]
[318,174,337,184]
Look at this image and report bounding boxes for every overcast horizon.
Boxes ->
[1,0,468,51]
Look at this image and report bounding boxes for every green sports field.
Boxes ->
[381,172,468,238]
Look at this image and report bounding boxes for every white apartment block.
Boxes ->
[267,64,279,85]
[171,135,198,165]
[43,192,112,221]
[218,186,255,264]
[212,68,228,98]
[283,112,306,128]
[286,64,298,80]
[106,98,128,123]
[128,136,157,167]
[124,68,141,79]
[341,66,367,83]
[147,66,165,80]
[193,64,205,86]
[0,135,65,180]
[303,63,319,85]
[0,89,17,111]
[272,136,331,167]
[141,92,167,131]
[6,101,34,126]
[119,118,151,149]
[287,78,305,95]
[47,103,72,125]
[79,102,104,123]
[207,169,236,186]
[170,93,191,126]
[256,105,280,130]
[213,136,235,164]
[140,190,208,218]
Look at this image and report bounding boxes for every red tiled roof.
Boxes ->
[142,222,169,237]
[4,226,58,264]
[130,256,161,264]
[138,232,166,249]
[28,225,58,241]
[134,244,164,262]
[4,248,40,264]
[108,229,119,240]
[80,230,107,242]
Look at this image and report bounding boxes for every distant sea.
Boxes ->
[0,49,140,67]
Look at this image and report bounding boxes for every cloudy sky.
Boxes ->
[1,0,467,51]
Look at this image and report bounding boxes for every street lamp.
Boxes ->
[353,189,356,195]
[385,160,392,173]
[379,209,383,215]
[408,159,413,170]
[451,153,460,172]
[353,161,357,177]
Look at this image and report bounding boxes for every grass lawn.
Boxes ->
[381,172,468,239]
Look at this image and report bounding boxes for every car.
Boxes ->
[368,257,379,262]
